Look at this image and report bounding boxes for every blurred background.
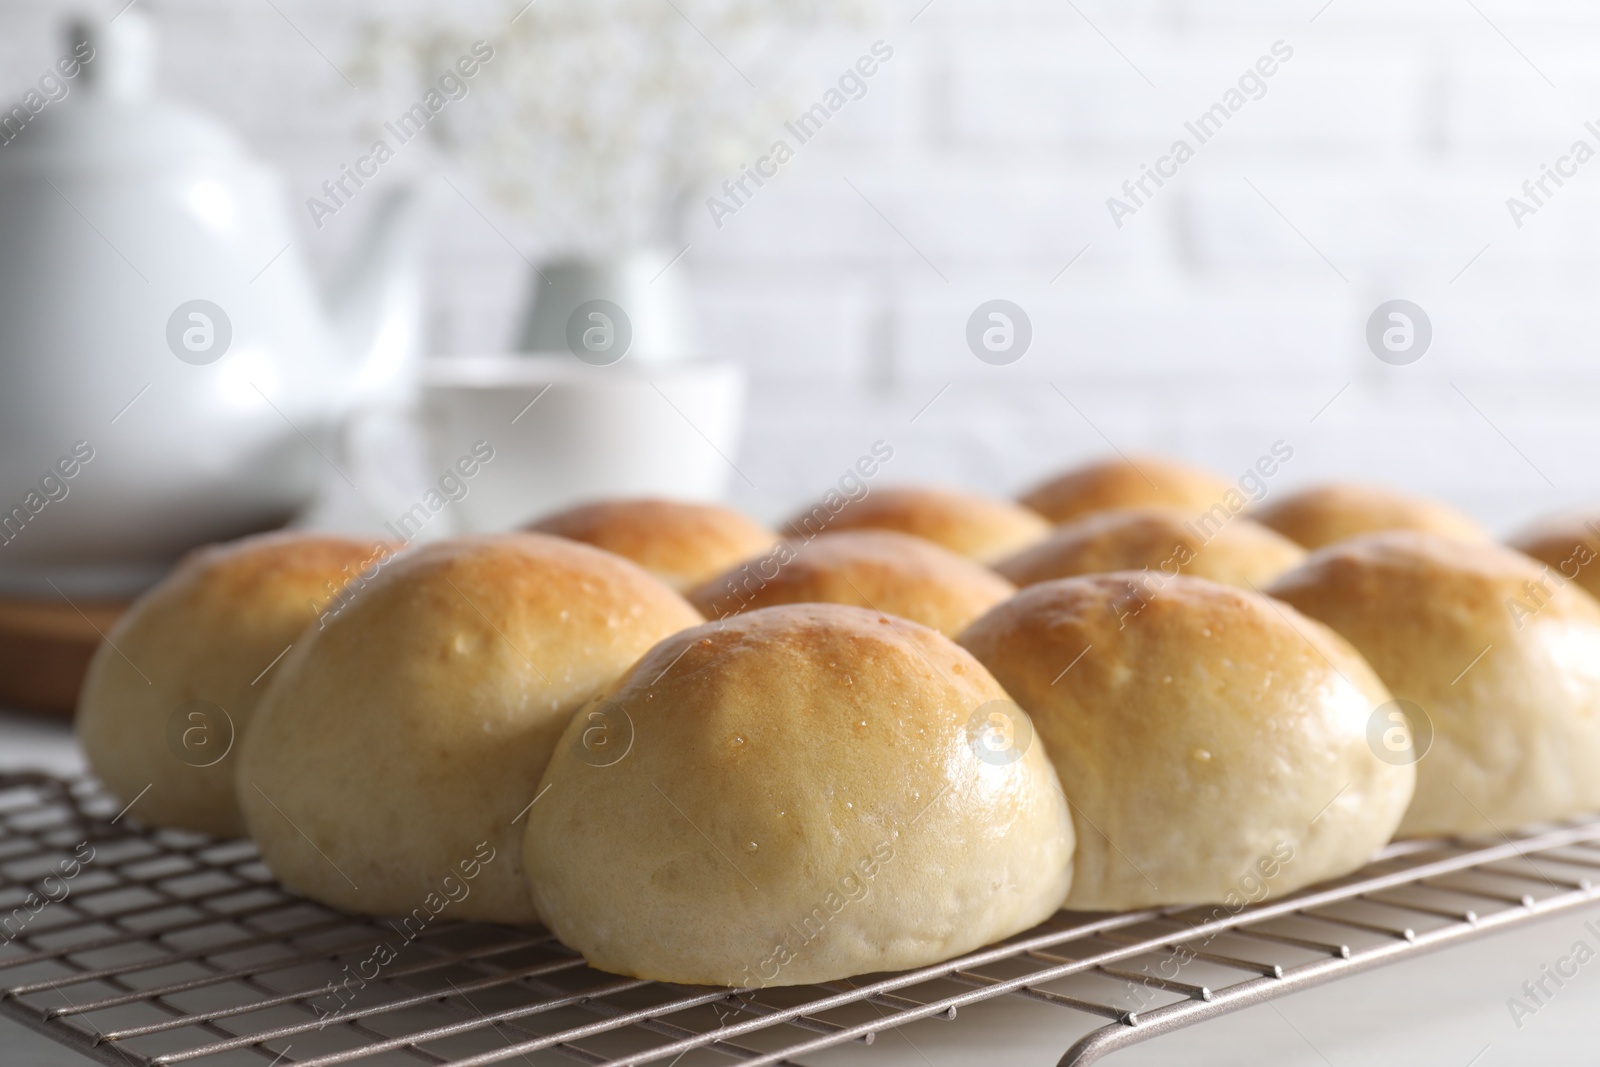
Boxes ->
[3,5,1600,1060]
[4,0,1592,530]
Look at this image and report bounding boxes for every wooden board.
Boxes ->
[0,597,129,717]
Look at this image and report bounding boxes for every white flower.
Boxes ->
[354,0,879,255]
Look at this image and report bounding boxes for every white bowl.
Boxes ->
[417,354,746,533]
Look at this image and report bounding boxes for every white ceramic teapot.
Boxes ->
[0,12,424,597]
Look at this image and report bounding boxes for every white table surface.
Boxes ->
[2,706,1596,1067]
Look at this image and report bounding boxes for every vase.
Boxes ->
[513,248,696,364]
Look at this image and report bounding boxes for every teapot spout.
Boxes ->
[328,184,427,407]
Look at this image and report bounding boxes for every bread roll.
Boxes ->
[525,498,775,592]
[524,603,1074,986]
[687,530,1015,637]
[1268,531,1600,836]
[1251,482,1487,550]
[959,574,1412,910]
[76,533,391,838]
[237,534,703,922]
[994,506,1305,591]
[1020,455,1232,525]
[1505,512,1600,602]
[783,486,1050,563]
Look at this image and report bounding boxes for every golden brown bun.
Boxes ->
[76,532,391,838]
[1019,455,1232,525]
[237,534,703,922]
[525,497,775,592]
[1267,531,1600,837]
[524,603,1074,986]
[1505,512,1600,602]
[994,506,1306,591]
[783,486,1050,564]
[1251,483,1488,550]
[959,574,1412,910]
[686,530,1016,637]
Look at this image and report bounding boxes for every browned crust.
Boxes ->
[1019,455,1233,524]
[994,506,1304,589]
[686,530,1016,637]
[1250,483,1487,550]
[526,498,775,591]
[781,486,1050,563]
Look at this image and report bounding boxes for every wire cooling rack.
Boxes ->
[3,771,1600,1067]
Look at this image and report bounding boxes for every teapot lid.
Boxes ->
[0,10,252,172]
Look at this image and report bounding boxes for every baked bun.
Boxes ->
[1251,482,1487,550]
[783,486,1050,563]
[994,506,1305,591]
[76,533,391,838]
[525,497,775,592]
[687,530,1015,637]
[1020,455,1232,525]
[1506,512,1600,601]
[959,574,1412,910]
[524,603,1074,986]
[1267,531,1600,837]
[237,534,703,922]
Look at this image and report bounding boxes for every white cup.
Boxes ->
[416,354,746,533]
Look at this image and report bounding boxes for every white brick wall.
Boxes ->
[4,0,1598,533]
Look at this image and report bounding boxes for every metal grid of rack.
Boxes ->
[3,770,1599,1067]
